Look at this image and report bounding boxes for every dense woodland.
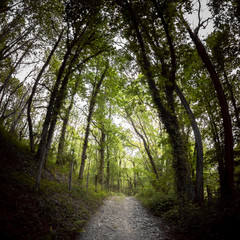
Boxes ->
[0,0,240,239]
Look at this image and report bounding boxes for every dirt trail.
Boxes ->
[78,196,174,240]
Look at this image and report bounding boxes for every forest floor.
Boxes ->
[78,196,174,240]
[0,128,107,240]
[1,127,240,240]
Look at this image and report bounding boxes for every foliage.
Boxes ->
[0,0,240,238]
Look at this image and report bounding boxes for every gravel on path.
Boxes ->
[78,196,174,240]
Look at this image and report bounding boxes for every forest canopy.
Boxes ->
[0,0,240,205]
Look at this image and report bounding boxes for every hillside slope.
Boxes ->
[0,129,106,240]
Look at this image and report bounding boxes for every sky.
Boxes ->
[185,0,214,38]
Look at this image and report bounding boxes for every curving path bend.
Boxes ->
[78,196,174,240]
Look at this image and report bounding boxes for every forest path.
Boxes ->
[78,196,174,240]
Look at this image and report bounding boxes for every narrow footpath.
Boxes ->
[78,196,174,240]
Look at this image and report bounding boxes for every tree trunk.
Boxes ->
[106,136,110,191]
[78,65,109,181]
[98,126,106,188]
[56,76,80,165]
[86,160,90,195]
[106,159,110,191]
[35,41,73,163]
[35,34,80,190]
[10,94,29,134]
[182,18,234,196]
[175,84,204,204]
[205,99,225,192]
[27,29,64,153]
[0,44,31,107]
[118,158,122,193]
[44,76,69,159]
[133,161,137,191]
[45,52,105,164]
[118,1,190,199]
[129,115,160,182]
[223,72,240,130]
[69,158,74,191]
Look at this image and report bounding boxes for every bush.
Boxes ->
[137,189,178,216]
[137,187,240,239]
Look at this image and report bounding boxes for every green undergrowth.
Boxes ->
[137,188,240,240]
[0,128,109,240]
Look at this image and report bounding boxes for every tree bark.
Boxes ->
[129,115,160,182]
[0,44,32,107]
[78,65,109,181]
[27,29,64,153]
[223,72,240,130]
[118,1,190,199]
[175,84,204,203]
[45,51,106,164]
[98,126,106,188]
[56,75,81,165]
[118,158,122,193]
[205,97,225,192]
[106,158,110,191]
[10,91,29,134]
[69,158,74,191]
[181,16,234,196]
[35,40,74,163]
[86,160,90,195]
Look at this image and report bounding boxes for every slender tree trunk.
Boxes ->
[118,158,122,193]
[35,34,99,189]
[78,65,109,181]
[56,76,80,165]
[182,18,234,196]
[45,53,104,163]
[0,24,33,62]
[27,29,64,153]
[106,158,110,191]
[36,153,45,190]
[69,158,74,191]
[205,99,225,192]
[36,42,73,163]
[0,44,31,106]
[44,71,71,160]
[10,95,29,134]
[35,26,84,163]
[35,35,80,190]
[175,84,204,204]
[133,161,137,191]
[129,115,160,182]
[223,72,240,130]
[106,135,110,191]
[19,121,27,141]
[86,160,90,195]
[98,126,106,188]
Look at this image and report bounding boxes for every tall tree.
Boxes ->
[116,0,191,200]
[56,72,82,165]
[27,29,64,153]
[78,63,109,181]
[127,113,160,184]
[179,10,234,196]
